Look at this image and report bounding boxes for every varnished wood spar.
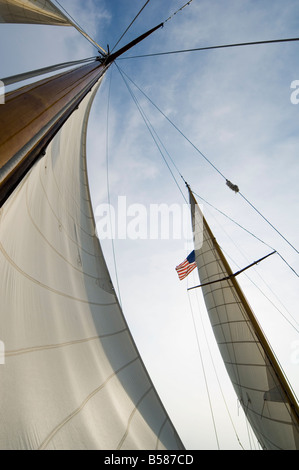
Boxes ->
[0,60,106,206]
[0,23,164,207]
[0,61,104,167]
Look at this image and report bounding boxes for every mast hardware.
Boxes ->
[104,23,164,65]
[187,250,276,290]
[226,179,239,193]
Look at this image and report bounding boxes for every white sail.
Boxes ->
[0,0,71,25]
[0,77,184,450]
[189,188,299,450]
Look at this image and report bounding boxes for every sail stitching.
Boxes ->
[155,417,168,450]
[0,240,116,307]
[234,393,297,427]
[5,329,128,357]
[226,270,299,425]
[44,128,95,225]
[194,208,246,407]
[38,163,96,256]
[39,357,139,450]
[25,178,101,282]
[200,230,299,429]
[116,386,153,450]
[199,224,254,403]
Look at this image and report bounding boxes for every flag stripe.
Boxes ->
[175,252,197,280]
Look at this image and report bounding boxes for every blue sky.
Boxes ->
[1,0,299,450]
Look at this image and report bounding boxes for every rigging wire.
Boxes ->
[118,36,299,60]
[116,67,225,179]
[115,64,187,203]
[114,61,224,450]
[111,0,194,53]
[116,60,299,330]
[115,64,299,336]
[111,0,151,53]
[53,0,107,54]
[105,68,122,307]
[187,277,246,450]
[223,247,299,334]
[186,289,220,450]
[164,0,194,24]
[192,191,298,278]
[198,199,299,332]
[115,68,299,263]
[239,192,299,256]
[114,60,299,448]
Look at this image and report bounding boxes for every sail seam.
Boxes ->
[200,223,252,403]
[224,360,269,367]
[39,357,139,450]
[0,240,116,307]
[25,177,101,282]
[239,400,297,427]
[5,329,128,357]
[211,319,251,327]
[38,164,96,255]
[155,417,168,450]
[116,386,153,450]
[218,340,259,346]
[50,140,94,222]
[47,144,94,223]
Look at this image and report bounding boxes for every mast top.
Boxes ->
[103,23,164,65]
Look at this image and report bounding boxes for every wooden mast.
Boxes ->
[0,22,163,207]
[0,60,107,206]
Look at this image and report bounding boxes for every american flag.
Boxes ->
[175,250,196,280]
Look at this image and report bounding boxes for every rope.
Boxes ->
[119,36,299,60]
[111,0,151,53]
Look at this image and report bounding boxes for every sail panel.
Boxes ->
[0,0,71,25]
[190,190,299,450]
[0,80,184,450]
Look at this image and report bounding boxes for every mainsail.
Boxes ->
[0,0,71,25]
[189,187,299,450]
[0,69,184,451]
[0,1,184,450]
